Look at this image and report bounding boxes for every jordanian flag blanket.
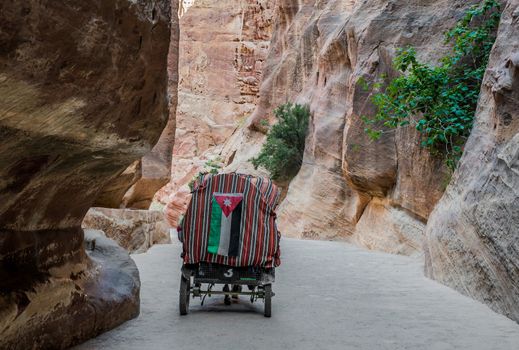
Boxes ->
[180,173,281,268]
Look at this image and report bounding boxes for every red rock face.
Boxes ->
[157,0,275,226]
[0,0,176,347]
[164,186,192,227]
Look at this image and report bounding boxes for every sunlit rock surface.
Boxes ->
[83,208,171,253]
[0,0,175,348]
[425,0,519,323]
[156,0,274,225]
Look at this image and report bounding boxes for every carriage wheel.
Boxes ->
[264,284,272,318]
[223,284,231,305]
[179,275,190,315]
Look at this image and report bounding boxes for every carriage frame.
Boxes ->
[177,173,280,317]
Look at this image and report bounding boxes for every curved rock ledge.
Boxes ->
[0,230,140,350]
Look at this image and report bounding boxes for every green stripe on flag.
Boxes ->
[208,197,222,254]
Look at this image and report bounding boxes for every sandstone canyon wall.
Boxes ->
[221,0,518,323]
[0,0,176,348]
[82,207,171,253]
[424,0,519,323]
[224,0,479,255]
[94,2,180,210]
[158,0,274,226]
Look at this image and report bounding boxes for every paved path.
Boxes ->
[76,239,519,350]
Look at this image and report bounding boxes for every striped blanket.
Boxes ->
[180,173,281,268]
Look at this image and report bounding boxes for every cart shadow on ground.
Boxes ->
[187,297,264,315]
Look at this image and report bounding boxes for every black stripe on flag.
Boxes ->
[228,201,242,257]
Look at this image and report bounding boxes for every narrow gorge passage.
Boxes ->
[75,239,519,350]
[2,0,518,347]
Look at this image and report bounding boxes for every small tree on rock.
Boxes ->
[251,103,310,181]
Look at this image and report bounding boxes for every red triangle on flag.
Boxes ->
[214,193,243,217]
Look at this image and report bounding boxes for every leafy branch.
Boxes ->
[363,0,501,170]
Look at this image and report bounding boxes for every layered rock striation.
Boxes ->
[424,0,519,323]
[157,0,275,226]
[95,1,180,210]
[0,0,176,347]
[83,207,171,253]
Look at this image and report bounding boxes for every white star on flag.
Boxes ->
[223,198,232,207]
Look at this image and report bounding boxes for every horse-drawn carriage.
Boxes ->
[177,173,281,317]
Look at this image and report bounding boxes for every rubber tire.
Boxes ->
[264,284,272,317]
[223,284,231,305]
[179,275,190,316]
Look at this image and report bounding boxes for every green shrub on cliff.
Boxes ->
[251,103,310,180]
[363,0,501,170]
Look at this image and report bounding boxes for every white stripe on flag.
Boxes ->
[218,212,232,256]
[213,192,243,197]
